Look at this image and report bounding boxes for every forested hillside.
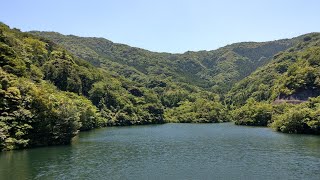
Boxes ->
[30,31,296,93]
[31,30,320,135]
[1,21,319,151]
[0,23,228,151]
[228,33,320,134]
[227,33,320,105]
[0,23,165,150]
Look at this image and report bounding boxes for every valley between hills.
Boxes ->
[1,22,320,151]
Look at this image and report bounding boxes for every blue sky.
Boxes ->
[1,0,319,53]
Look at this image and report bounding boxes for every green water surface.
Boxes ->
[1,123,319,180]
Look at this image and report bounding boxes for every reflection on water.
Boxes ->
[1,123,319,180]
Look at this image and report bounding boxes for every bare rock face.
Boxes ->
[274,88,320,104]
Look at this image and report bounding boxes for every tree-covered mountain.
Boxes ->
[31,30,320,135]
[227,33,320,134]
[0,23,228,151]
[0,23,166,150]
[227,33,320,106]
[1,21,319,151]
[30,31,298,94]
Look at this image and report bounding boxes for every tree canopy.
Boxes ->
[1,22,320,151]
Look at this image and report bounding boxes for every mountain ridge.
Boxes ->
[30,30,307,93]
[1,21,319,151]
[29,30,319,54]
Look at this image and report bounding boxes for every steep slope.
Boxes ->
[227,33,320,134]
[227,33,320,106]
[2,21,319,151]
[1,22,230,151]
[30,31,296,93]
[0,22,167,150]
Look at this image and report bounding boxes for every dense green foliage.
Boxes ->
[165,92,228,123]
[271,98,320,134]
[227,33,320,106]
[165,99,226,123]
[30,30,233,123]
[0,23,166,150]
[229,33,320,134]
[231,99,272,126]
[1,22,319,151]
[0,23,108,150]
[0,68,103,150]
[1,22,231,151]
[30,31,295,94]
[29,29,320,135]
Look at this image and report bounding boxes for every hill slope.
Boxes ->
[227,33,320,106]
[30,30,320,135]
[1,23,229,151]
[30,31,297,93]
[2,22,319,151]
[227,33,320,134]
[0,23,167,150]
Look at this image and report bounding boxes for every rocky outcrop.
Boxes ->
[274,88,320,104]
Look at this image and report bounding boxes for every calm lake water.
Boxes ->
[1,123,319,180]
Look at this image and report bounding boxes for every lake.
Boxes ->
[0,123,319,180]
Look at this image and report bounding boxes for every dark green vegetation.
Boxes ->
[30,31,295,94]
[32,30,320,135]
[0,23,163,150]
[1,22,319,151]
[228,33,320,134]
